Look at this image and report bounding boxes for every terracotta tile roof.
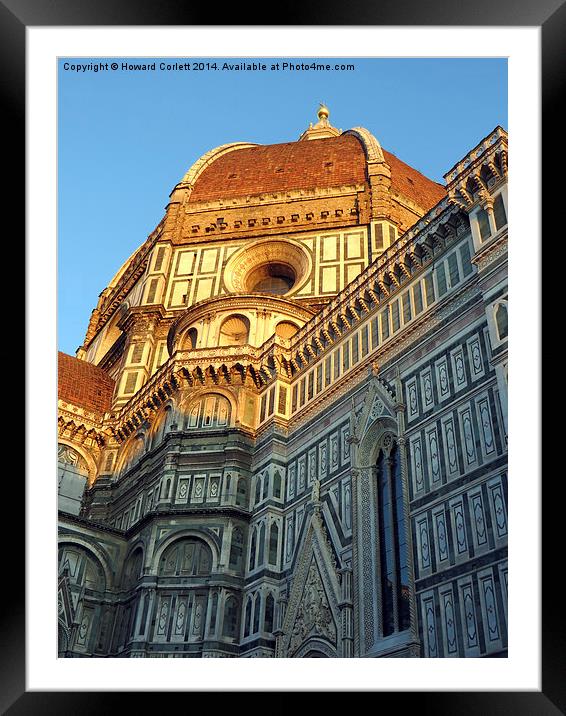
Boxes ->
[383,149,446,210]
[188,134,446,213]
[58,352,115,414]
[188,134,367,202]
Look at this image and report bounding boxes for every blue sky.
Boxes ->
[58,57,507,356]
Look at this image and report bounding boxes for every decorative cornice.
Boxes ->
[444,127,508,210]
[472,231,508,272]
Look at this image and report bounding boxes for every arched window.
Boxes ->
[262,473,269,501]
[248,528,257,571]
[254,475,262,505]
[120,434,145,476]
[495,302,508,340]
[122,547,143,589]
[376,438,410,636]
[252,593,261,633]
[248,263,296,296]
[218,315,250,346]
[185,327,198,350]
[493,193,507,230]
[185,394,231,429]
[244,596,253,638]
[222,595,239,638]
[268,523,279,566]
[258,523,266,566]
[264,593,275,633]
[158,537,213,577]
[229,527,244,571]
[273,470,282,499]
[153,406,174,448]
[209,592,219,634]
[58,544,106,593]
[236,478,247,508]
[58,444,90,513]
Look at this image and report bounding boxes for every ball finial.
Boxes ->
[317,103,330,120]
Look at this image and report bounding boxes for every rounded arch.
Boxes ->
[149,402,177,449]
[122,544,144,588]
[157,536,214,577]
[58,439,98,485]
[181,326,198,350]
[116,431,147,476]
[177,386,238,417]
[58,538,112,592]
[275,320,300,339]
[167,295,314,355]
[355,415,399,468]
[151,529,221,574]
[179,389,235,430]
[218,314,250,346]
[123,538,147,567]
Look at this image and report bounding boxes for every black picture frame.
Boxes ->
[11,2,556,711]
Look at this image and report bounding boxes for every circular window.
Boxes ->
[248,263,296,295]
[223,239,311,297]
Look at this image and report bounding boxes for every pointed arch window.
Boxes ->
[376,438,410,636]
[236,478,247,508]
[244,596,253,638]
[248,528,257,571]
[209,592,219,634]
[264,593,275,633]
[255,475,262,505]
[258,523,266,566]
[262,472,269,501]
[273,470,282,499]
[268,523,279,566]
[495,302,508,341]
[252,593,261,634]
[222,595,239,638]
[229,527,244,571]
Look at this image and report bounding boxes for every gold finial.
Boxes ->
[318,102,330,120]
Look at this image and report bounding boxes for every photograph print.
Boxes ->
[57,56,509,659]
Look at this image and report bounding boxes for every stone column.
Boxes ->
[484,197,498,236]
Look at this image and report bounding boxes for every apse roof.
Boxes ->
[58,352,115,414]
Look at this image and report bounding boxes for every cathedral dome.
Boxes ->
[181,124,445,215]
[187,134,367,203]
